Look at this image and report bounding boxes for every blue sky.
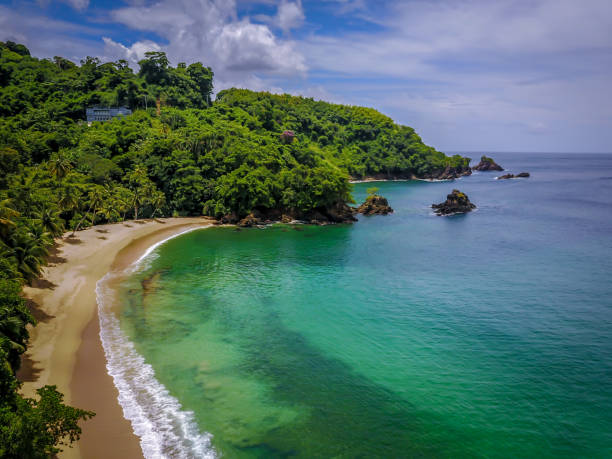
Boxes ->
[1,0,612,153]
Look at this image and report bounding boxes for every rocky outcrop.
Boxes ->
[237,213,261,227]
[356,195,393,215]
[497,172,530,180]
[220,212,239,224]
[232,202,358,227]
[319,201,358,223]
[432,189,476,215]
[421,165,472,180]
[472,156,504,171]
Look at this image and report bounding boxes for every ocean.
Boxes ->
[98,153,612,458]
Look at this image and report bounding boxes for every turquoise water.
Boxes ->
[111,153,612,457]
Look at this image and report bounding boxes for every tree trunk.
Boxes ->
[71,211,89,236]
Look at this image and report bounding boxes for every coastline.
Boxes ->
[18,217,215,458]
[349,177,455,184]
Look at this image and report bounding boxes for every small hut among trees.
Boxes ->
[280,130,295,144]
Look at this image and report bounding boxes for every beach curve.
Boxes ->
[18,217,215,458]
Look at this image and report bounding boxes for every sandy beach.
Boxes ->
[18,217,215,458]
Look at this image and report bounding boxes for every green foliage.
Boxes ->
[0,377,95,458]
[366,187,379,196]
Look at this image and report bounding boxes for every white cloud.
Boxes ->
[102,37,161,65]
[276,1,304,34]
[62,0,89,11]
[108,0,306,83]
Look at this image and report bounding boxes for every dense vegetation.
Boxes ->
[0,40,469,454]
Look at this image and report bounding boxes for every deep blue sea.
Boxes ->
[100,153,612,457]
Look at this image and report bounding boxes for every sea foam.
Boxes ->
[97,226,216,458]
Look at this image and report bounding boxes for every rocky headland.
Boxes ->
[228,194,397,227]
[472,155,504,171]
[432,189,477,216]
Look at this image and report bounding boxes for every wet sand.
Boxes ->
[18,218,214,458]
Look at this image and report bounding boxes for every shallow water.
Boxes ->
[109,153,612,457]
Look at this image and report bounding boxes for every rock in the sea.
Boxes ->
[432,189,476,215]
[357,195,394,215]
[497,172,530,180]
[237,213,261,227]
[472,155,504,171]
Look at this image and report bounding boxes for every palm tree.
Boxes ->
[49,151,73,183]
[71,187,105,236]
[29,223,53,248]
[11,168,39,215]
[0,305,33,370]
[0,199,19,242]
[9,230,49,282]
[116,191,133,221]
[32,205,65,238]
[126,166,150,220]
[99,199,120,223]
[150,191,166,219]
[0,242,22,282]
[58,185,81,221]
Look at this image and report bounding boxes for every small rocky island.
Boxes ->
[357,194,394,215]
[472,155,504,171]
[497,172,530,180]
[432,189,476,215]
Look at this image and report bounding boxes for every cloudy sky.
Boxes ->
[1,0,611,153]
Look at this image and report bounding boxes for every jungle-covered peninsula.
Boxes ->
[0,40,471,455]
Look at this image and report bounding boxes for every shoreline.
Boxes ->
[18,217,215,458]
[349,177,455,184]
